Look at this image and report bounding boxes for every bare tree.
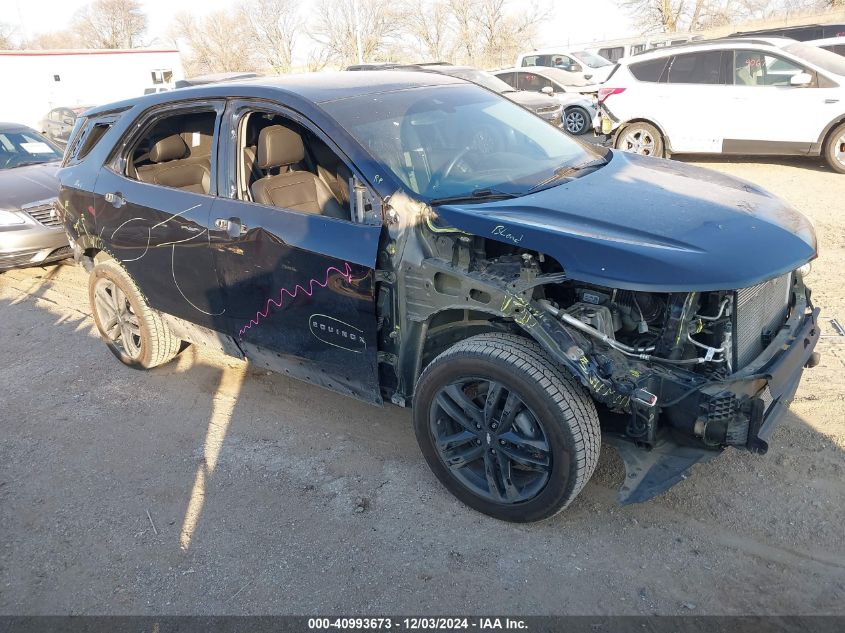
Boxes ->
[448,0,480,65]
[474,0,549,67]
[171,10,258,76]
[24,29,86,49]
[73,0,148,48]
[0,22,17,49]
[241,0,302,74]
[440,0,547,68]
[398,0,455,61]
[310,0,401,66]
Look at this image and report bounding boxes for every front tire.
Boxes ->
[413,333,601,522]
[615,121,665,157]
[823,121,845,174]
[88,259,182,369]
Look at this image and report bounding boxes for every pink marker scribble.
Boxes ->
[238,262,353,339]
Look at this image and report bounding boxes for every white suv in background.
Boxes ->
[596,38,845,172]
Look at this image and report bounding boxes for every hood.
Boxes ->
[504,90,560,111]
[0,162,60,210]
[434,151,816,292]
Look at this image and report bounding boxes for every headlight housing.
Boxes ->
[0,209,26,227]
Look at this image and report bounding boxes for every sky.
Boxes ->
[7,0,637,52]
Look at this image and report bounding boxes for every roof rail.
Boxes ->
[630,36,787,56]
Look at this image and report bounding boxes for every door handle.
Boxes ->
[215,217,246,238]
[104,192,125,208]
[825,98,839,104]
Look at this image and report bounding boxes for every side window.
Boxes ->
[496,72,517,88]
[63,116,116,166]
[666,51,725,84]
[123,110,216,194]
[521,55,541,67]
[236,110,352,222]
[825,44,845,57]
[628,57,669,82]
[733,50,805,86]
[631,44,646,55]
[519,72,553,92]
[600,47,624,63]
[550,55,575,71]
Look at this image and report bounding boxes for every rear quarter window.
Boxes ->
[63,116,119,166]
[628,57,669,82]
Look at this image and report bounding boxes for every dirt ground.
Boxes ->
[1,156,843,616]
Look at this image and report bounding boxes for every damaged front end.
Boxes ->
[498,261,821,503]
[390,218,821,503]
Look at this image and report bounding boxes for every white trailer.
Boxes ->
[0,48,184,129]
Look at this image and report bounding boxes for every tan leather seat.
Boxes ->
[251,125,346,220]
[136,135,211,194]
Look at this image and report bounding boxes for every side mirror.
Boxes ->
[789,72,813,87]
[541,86,554,95]
[571,63,583,73]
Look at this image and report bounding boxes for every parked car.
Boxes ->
[58,72,820,521]
[807,36,845,57]
[587,35,706,63]
[0,123,69,271]
[595,37,845,173]
[347,62,564,128]
[515,48,615,84]
[494,67,598,135]
[39,105,92,146]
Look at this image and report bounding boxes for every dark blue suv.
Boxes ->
[57,71,820,521]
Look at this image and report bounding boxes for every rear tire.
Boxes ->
[88,259,182,369]
[823,121,845,174]
[413,333,600,522]
[615,121,665,158]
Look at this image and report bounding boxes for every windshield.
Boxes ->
[785,42,845,76]
[0,129,63,170]
[438,67,515,93]
[572,50,613,68]
[322,84,599,202]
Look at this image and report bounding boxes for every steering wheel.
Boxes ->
[430,146,473,191]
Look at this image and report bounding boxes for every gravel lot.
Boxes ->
[1,156,843,615]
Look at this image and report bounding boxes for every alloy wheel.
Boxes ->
[565,110,586,134]
[93,278,142,360]
[429,378,552,503]
[619,128,657,156]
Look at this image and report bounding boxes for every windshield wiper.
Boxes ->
[527,158,607,193]
[429,188,519,206]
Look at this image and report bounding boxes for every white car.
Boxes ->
[515,47,615,84]
[494,67,598,135]
[807,36,845,57]
[596,37,845,173]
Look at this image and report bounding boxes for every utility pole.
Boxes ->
[354,0,364,64]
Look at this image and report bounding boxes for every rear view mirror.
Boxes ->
[63,117,74,125]
[541,86,554,95]
[789,72,813,87]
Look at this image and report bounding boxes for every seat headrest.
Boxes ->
[150,135,189,163]
[257,125,305,169]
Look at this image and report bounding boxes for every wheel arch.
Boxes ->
[813,114,845,155]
